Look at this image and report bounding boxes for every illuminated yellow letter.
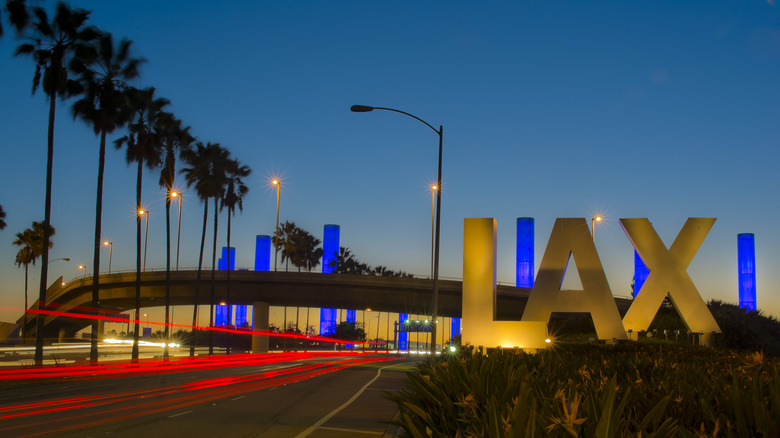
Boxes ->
[521,218,627,340]
[620,218,720,336]
[462,218,548,349]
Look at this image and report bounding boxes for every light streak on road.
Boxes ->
[0,353,401,437]
[1,305,386,346]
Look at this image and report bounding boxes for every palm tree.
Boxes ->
[13,221,55,343]
[157,114,194,358]
[114,86,167,360]
[71,32,143,362]
[220,158,251,354]
[273,221,298,272]
[12,0,96,365]
[2,0,29,39]
[0,205,6,230]
[180,142,231,356]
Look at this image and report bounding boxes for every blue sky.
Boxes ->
[1,0,779,328]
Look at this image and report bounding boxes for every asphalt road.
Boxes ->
[0,352,419,437]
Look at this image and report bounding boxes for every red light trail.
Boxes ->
[0,353,402,437]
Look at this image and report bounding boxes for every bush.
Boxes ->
[388,343,779,437]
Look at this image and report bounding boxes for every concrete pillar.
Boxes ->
[58,329,66,343]
[97,319,105,339]
[251,302,270,353]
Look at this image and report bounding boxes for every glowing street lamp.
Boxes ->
[272,179,281,272]
[103,241,113,274]
[78,264,87,277]
[351,104,443,356]
[591,216,603,243]
[171,191,183,270]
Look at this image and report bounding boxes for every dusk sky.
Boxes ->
[1,1,779,329]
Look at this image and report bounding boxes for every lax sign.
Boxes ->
[461,217,720,349]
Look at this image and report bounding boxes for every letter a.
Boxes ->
[522,218,626,340]
[620,218,720,335]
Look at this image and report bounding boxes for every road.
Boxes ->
[0,352,418,437]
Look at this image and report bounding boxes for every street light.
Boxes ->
[78,264,87,277]
[272,179,281,272]
[139,210,150,271]
[351,104,443,356]
[103,241,113,274]
[171,191,183,270]
[591,216,603,243]
[430,185,437,278]
[48,257,70,264]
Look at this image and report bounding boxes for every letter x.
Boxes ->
[620,218,720,334]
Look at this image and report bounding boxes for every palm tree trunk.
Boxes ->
[34,91,57,365]
[190,199,208,357]
[23,265,28,343]
[208,197,218,355]
[90,129,108,363]
[164,196,171,359]
[225,209,232,355]
[132,161,143,360]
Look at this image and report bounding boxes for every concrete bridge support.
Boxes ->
[251,302,269,353]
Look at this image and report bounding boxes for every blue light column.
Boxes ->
[219,247,236,270]
[516,218,534,288]
[322,225,340,273]
[634,250,649,298]
[397,313,408,351]
[235,305,247,327]
[738,233,757,311]
[321,224,340,336]
[254,235,271,271]
[320,308,337,335]
[215,304,230,326]
[451,318,461,338]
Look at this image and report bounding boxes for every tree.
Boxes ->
[12,0,96,365]
[300,231,323,272]
[114,86,167,360]
[220,158,251,354]
[13,221,54,343]
[273,221,298,272]
[71,32,143,362]
[0,205,6,230]
[181,142,231,355]
[157,113,194,358]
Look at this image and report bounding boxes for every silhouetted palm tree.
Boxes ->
[0,205,6,230]
[12,0,95,365]
[220,158,251,354]
[158,114,194,358]
[299,230,323,273]
[181,142,231,355]
[114,86,167,359]
[13,221,54,343]
[2,0,29,39]
[71,32,143,362]
[274,221,298,272]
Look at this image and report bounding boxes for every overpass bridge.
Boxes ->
[18,270,632,339]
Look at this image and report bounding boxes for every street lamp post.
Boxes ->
[103,241,113,274]
[591,216,603,243]
[430,185,437,278]
[78,264,87,277]
[272,179,280,272]
[171,192,183,270]
[141,210,150,271]
[351,104,443,356]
